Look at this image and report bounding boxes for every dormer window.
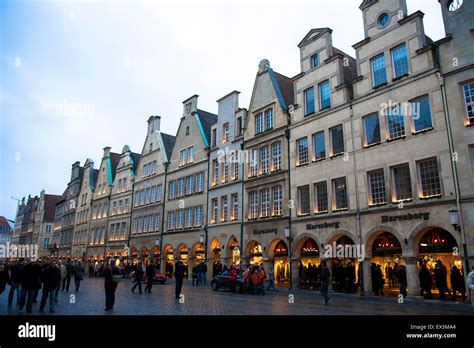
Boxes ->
[149,143,153,152]
[378,13,390,28]
[186,126,190,135]
[311,54,319,69]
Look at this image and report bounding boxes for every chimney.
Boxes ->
[182,95,199,117]
[147,115,161,134]
[71,161,80,181]
[103,146,111,158]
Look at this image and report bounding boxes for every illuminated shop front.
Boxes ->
[299,238,320,267]
[371,231,404,291]
[248,241,263,266]
[178,246,189,278]
[229,236,240,266]
[164,246,174,278]
[131,247,138,265]
[330,236,359,292]
[141,247,149,266]
[151,246,160,266]
[194,244,206,264]
[273,240,289,284]
[417,227,461,290]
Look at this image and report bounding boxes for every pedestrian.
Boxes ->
[0,262,11,309]
[18,260,41,313]
[88,262,94,278]
[251,269,260,295]
[450,265,466,302]
[104,263,120,311]
[419,262,432,299]
[56,261,67,302]
[131,262,143,294]
[229,265,238,294]
[201,261,207,285]
[267,267,276,291]
[196,261,203,286]
[8,259,24,308]
[32,259,45,303]
[74,262,84,292]
[467,266,474,308]
[320,260,332,305]
[62,259,73,292]
[144,261,155,293]
[258,266,266,296]
[192,264,198,286]
[396,265,407,298]
[39,260,61,313]
[434,261,447,300]
[174,260,185,300]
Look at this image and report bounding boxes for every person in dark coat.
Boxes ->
[104,263,120,311]
[74,262,84,292]
[32,259,45,303]
[450,265,466,302]
[0,262,11,306]
[39,260,61,313]
[396,265,407,298]
[19,260,41,313]
[144,261,155,293]
[174,261,185,300]
[8,260,24,307]
[419,263,433,299]
[62,259,74,292]
[131,263,143,294]
[434,261,447,300]
[320,260,332,305]
[192,265,198,286]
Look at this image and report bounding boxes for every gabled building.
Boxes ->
[290,27,356,287]
[106,145,141,266]
[72,159,99,260]
[0,216,13,246]
[51,162,84,259]
[434,0,474,269]
[19,189,61,258]
[207,91,247,275]
[85,147,121,263]
[130,116,175,267]
[242,60,294,276]
[162,95,217,277]
[52,193,66,258]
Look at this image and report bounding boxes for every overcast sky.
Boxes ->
[0,0,445,220]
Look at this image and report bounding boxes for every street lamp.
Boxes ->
[448,209,461,231]
[284,227,293,289]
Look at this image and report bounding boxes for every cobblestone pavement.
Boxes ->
[1,278,472,315]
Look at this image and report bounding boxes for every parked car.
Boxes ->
[211,269,245,293]
[130,271,167,284]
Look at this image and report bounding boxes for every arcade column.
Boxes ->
[362,258,372,294]
[405,256,421,297]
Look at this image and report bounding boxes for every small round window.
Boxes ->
[378,13,390,28]
[448,0,463,12]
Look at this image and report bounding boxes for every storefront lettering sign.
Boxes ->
[306,222,340,230]
[381,212,430,223]
[253,228,277,235]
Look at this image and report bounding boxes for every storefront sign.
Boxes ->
[381,212,430,223]
[306,222,340,230]
[253,228,277,235]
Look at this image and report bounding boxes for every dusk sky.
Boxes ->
[0,0,445,220]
